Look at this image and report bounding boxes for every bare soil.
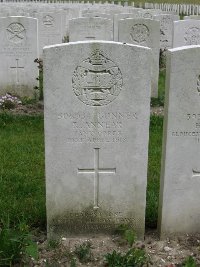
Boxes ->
[8,101,44,115]
[29,229,200,266]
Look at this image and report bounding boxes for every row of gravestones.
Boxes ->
[43,40,200,240]
[0,11,200,101]
[145,2,200,16]
[2,0,200,16]
[0,3,197,100]
[0,4,175,99]
[2,6,200,101]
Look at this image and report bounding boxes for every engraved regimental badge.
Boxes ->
[72,50,123,106]
[130,24,149,45]
[6,23,26,44]
[43,15,54,26]
[143,12,153,19]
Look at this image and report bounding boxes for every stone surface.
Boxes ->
[44,41,151,239]
[118,18,160,98]
[139,9,162,19]
[0,16,38,97]
[114,12,141,41]
[173,20,200,48]
[36,11,63,58]
[69,17,113,41]
[82,12,113,20]
[154,14,179,49]
[184,15,200,20]
[62,7,80,38]
[158,45,200,237]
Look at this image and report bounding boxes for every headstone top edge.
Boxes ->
[168,44,200,53]
[119,18,160,23]
[69,17,112,22]
[2,16,38,20]
[174,19,200,25]
[43,41,152,52]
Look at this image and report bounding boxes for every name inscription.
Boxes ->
[57,111,138,143]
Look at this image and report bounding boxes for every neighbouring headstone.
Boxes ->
[0,16,38,97]
[69,17,113,41]
[62,7,80,38]
[158,45,200,237]
[139,9,162,19]
[36,11,63,58]
[82,12,113,20]
[44,41,151,239]
[113,12,141,41]
[184,15,200,20]
[118,18,160,97]
[154,14,179,49]
[173,20,200,48]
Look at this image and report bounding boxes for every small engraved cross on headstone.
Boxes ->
[192,169,200,178]
[78,148,116,210]
[10,59,24,83]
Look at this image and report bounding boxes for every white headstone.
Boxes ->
[62,7,80,37]
[0,16,38,97]
[69,17,113,41]
[44,41,151,239]
[118,18,160,98]
[173,20,200,48]
[114,12,141,41]
[139,9,162,19]
[158,45,200,237]
[82,12,113,20]
[36,11,63,58]
[184,15,200,20]
[154,14,179,49]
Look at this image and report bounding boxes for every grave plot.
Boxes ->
[158,45,200,237]
[0,16,38,97]
[43,41,151,240]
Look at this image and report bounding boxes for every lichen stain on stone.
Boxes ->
[48,205,131,239]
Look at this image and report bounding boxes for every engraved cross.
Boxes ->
[78,148,116,210]
[10,59,24,83]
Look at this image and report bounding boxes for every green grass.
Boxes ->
[146,115,163,228]
[0,113,45,229]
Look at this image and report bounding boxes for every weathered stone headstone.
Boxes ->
[118,18,160,97]
[114,12,141,41]
[173,20,200,48]
[158,45,200,237]
[139,9,162,19]
[154,14,179,49]
[184,15,200,20]
[82,12,113,20]
[62,7,80,38]
[36,11,63,58]
[0,16,38,97]
[69,17,113,41]
[44,41,151,239]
